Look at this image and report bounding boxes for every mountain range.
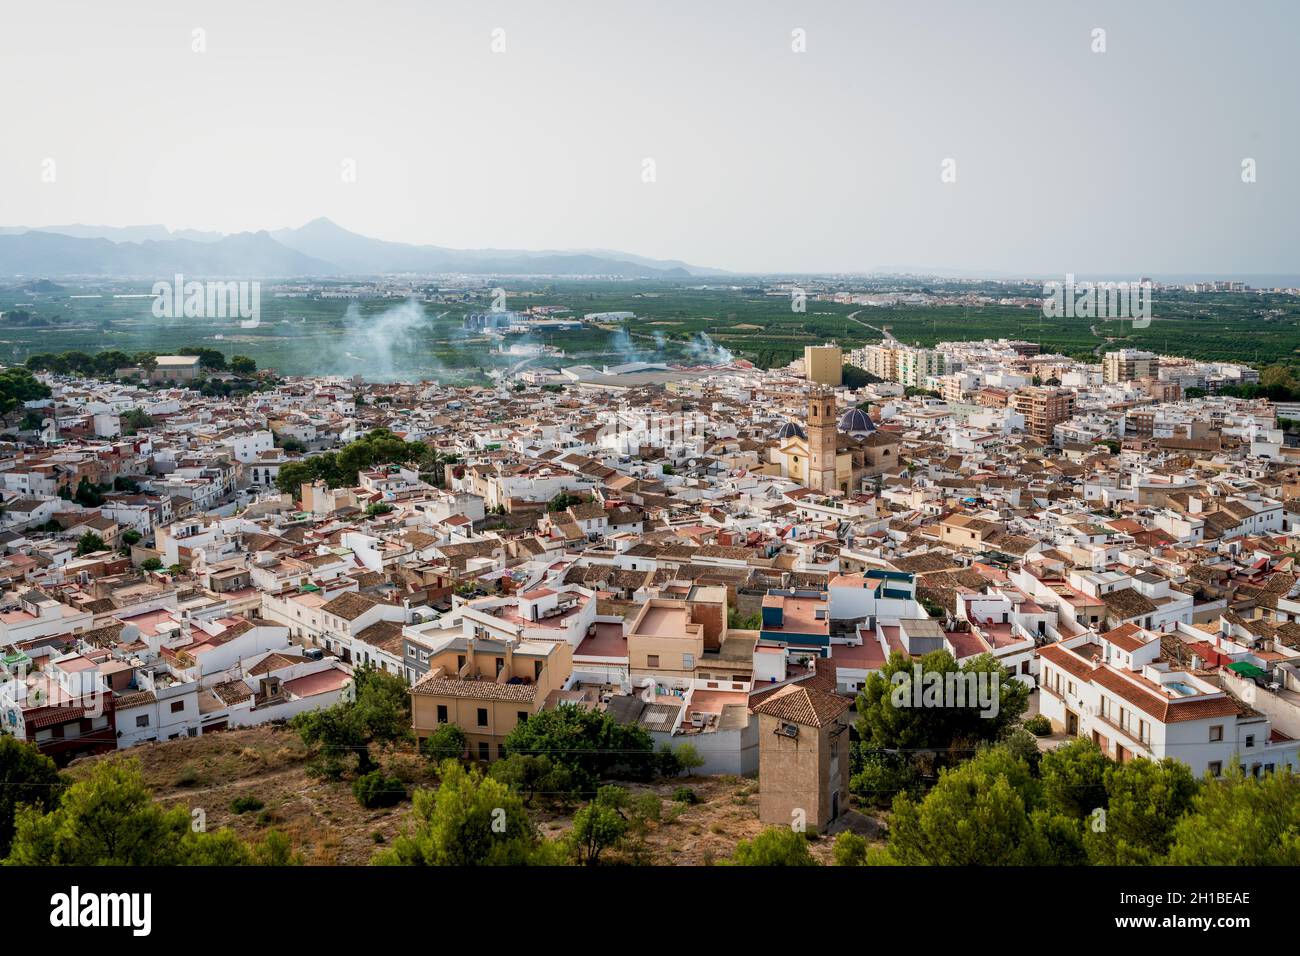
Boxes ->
[0,219,724,279]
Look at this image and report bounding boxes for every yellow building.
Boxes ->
[410,635,573,762]
[803,345,843,386]
[628,598,705,687]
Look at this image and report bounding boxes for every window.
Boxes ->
[517,711,528,724]
[477,708,488,727]
[478,742,489,761]
[1209,725,1223,742]
[495,657,504,675]
[1207,761,1222,777]
[683,653,695,668]
[135,714,150,728]
[1245,734,1255,748]
[647,655,660,668]
[436,705,448,724]
[170,700,185,714]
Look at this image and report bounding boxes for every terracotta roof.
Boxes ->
[750,684,850,728]
[410,674,537,702]
[320,591,385,621]
[114,689,156,709]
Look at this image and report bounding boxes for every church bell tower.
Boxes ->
[806,387,838,493]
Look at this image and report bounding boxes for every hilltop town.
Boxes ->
[0,336,1297,862]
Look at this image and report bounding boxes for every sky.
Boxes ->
[0,0,1295,276]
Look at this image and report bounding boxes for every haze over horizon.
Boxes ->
[2,0,1295,276]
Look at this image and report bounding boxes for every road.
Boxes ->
[846,309,894,341]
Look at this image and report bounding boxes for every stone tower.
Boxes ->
[806,387,838,493]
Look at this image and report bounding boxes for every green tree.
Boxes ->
[503,704,656,788]
[350,664,412,747]
[1259,364,1297,391]
[1084,757,1199,865]
[420,724,468,763]
[292,702,369,779]
[73,477,104,507]
[75,531,105,556]
[855,650,1028,758]
[121,408,154,435]
[850,748,921,809]
[180,347,227,371]
[229,355,257,376]
[673,743,704,776]
[6,758,188,864]
[726,607,761,630]
[728,827,818,866]
[273,429,429,496]
[883,745,1083,866]
[353,770,406,808]
[489,752,577,806]
[292,665,410,778]
[1040,737,1110,820]
[1166,765,1300,865]
[0,736,63,857]
[0,367,51,416]
[569,785,631,865]
[841,364,882,388]
[5,758,289,866]
[374,760,559,866]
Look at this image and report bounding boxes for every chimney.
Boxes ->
[462,635,475,677]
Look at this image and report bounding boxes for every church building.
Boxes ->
[769,388,902,495]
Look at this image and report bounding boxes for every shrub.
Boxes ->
[353,770,406,809]
[672,786,699,805]
[1024,715,1052,737]
[230,795,265,814]
[174,765,201,787]
[728,827,819,866]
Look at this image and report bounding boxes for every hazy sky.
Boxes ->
[1,0,1294,275]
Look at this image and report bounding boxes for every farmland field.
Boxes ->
[2,278,1298,381]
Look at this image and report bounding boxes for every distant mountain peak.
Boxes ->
[0,217,728,278]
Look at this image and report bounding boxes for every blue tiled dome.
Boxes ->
[774,420,806,441]
[837,407,876,435]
